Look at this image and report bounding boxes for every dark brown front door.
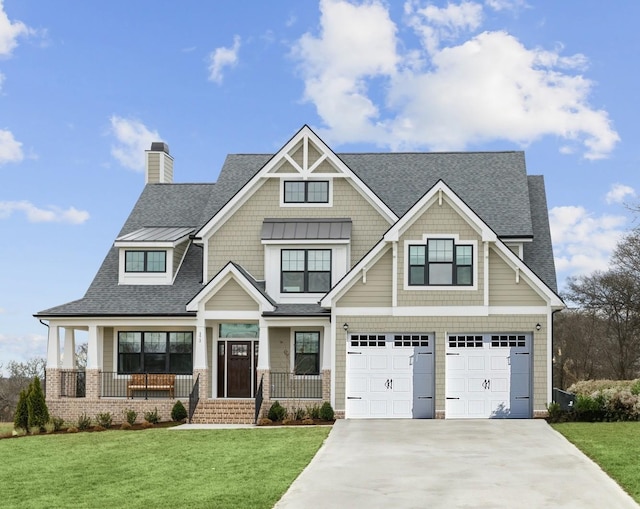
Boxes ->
[227,341,252,397]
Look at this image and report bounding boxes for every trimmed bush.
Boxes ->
[124,408,137,426]
[77,412,91,430]
[27,377,49,433]
[144,407,160,424]
[171,401,188,422]
[267,401,287,422]
[319,402,334,421]
[13,388,29,433]
[96,412,113,429]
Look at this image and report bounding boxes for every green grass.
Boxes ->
[0,426,331,509]
[553,422,640,502]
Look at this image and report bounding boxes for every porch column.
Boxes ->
[45,324,61,399]
[62,328,76,369]
[85,325,100,399]
[321,323,332,402]
[193,323,208,399]
[256,320,270,408]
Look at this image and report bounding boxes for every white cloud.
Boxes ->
[484,0,528,12]
[208,35,241,84]
[549,205,627,281]
[0,333,47,374]
[0,200,89,224]
[0,128,22,164]
[605,183,635,205]
[0,0,34,57]
[292,0,619,159]
[109,116,161,171]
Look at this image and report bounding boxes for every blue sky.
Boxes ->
[1,0,638,368]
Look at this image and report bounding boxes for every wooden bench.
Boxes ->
[127,373,176,399]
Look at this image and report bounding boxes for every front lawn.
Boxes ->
[0,426,330,509]
[553,422,640,502]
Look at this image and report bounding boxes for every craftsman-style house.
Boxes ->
[36,125,563,423]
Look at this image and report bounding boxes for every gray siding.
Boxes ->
[337,248,392,307]
[103,327,114,372]
[204,278,259,311]
[269,327,291,372]
[488,248,545,306]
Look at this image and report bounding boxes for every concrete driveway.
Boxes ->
[274,419,638,509]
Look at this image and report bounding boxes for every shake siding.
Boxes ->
[204,278,258,311]
[269,327,291,372]
[308,143,321,167]
[164,156,173,183]
[334,314,548,414]
[397,199,484,307]
[337,248,392,307]
[488,248,546,306]
[147,153,160,183]
[207,178,390,280]
[313,159,339,173]
[103,327,114,372]
[291,145,304,167]
[274,160,298,173]
[173,240,189,275]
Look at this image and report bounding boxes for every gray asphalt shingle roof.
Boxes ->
[37,150,557,316]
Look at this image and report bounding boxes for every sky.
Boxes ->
[0,0,639,369]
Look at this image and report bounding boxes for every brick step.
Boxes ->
[191,399,256,424]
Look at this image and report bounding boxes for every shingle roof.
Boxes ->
[36,150,557,317]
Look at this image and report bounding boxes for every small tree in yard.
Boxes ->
[171,400,188,422]
[26,377,49,432]
[13,388,29,432]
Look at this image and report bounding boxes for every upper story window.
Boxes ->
[125,250,166,273]
[284,181,329,203]
[409,239,473,286]
[282,249,331,293]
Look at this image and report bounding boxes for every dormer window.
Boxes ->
[125,251,166,273]
[284,181,329,204]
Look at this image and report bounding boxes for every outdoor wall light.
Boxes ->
[343,323,349,331]
[535,323,541,331]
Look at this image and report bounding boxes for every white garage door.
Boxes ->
[446,334,531,419]
[346,333,434,419]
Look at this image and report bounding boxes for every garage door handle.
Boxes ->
[515,396,530,400]
[347,397,362,400]
[446,397,460,400]
[515,352,530,355]
[417,396,432,400]
[347,351,362,355]
[446,352,460,356]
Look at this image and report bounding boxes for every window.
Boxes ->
[117,331,193,373]
[295,332,320,375]
[125,250,166,272]
[408,239,473,286]
[219,323,259,338]
[284,181,329,203]
[282,249,331,293]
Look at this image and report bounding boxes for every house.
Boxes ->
[35,125,564,423]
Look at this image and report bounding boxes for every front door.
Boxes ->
[227,341,252,398]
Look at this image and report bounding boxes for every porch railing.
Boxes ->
[188,374,200,424]
[59,370,86,398]
[100,372,193,399]
[255,374,264,423]
[270,372,322,399]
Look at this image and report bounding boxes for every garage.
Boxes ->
[346,333,434,418]
[446,333,531,418]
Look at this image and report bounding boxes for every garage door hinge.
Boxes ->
[347,396,362,400]
[418,397,433,400]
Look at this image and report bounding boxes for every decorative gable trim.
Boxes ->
[194,125,397,240]
[186,262,275,313]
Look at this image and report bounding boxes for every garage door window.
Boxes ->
[491,335,526,347]
[448,335,483,348]
[350,334,386,347]
[394,335,430,347]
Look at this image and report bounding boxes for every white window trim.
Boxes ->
[403,234,478,291]
[289,328,322,378]
[118,248,173,285]
[279,178,334,208]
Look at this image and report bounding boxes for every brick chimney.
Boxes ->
[145,142,173,184]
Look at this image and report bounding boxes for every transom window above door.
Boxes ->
[408,238,473,286]
[283,181,329,204]
[282,249,331,293]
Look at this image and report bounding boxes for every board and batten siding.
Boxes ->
[336,248,393,307]
[333,314,548,416]
[488,247,546,306]
[204,278,259,311]
[206,178,391,281]
[397,198,485,307]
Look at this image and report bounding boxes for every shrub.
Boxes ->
[77,412,92,430]
[257,418,273,426]
[306,404,321,420]
[144,407,160,424]
[124,408,137,426]
[27,377,49,433]
[51,416,65,432]
[141,420,154,429]
[291,407,306,421]
[120,422,132,430]
[96,412,113,429]
[67,426,79,433]
[319,402,334,421]
[267,401,287,422]
[13,388,29,433]
[546,402,563,423]
[631,380,640,396]
[94,425,106,432]
[171,400,188,422]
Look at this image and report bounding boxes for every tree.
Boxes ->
[13,388,29,432]
[0,357,46,422]
[76,342,88,370]
[26,376,49,432]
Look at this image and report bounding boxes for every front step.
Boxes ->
[191,399,256,424]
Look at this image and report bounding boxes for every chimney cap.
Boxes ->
[150,142,170,154]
